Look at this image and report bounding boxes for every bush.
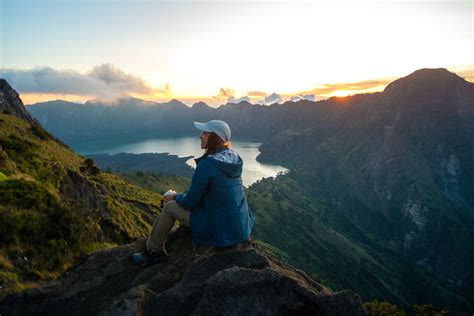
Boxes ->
[413,305,448,316]
[0,179,58,211]
[0,134,37,156]
[0,178,103,272]
[364,300,405,316]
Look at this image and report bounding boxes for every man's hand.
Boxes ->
[163,193,177,204]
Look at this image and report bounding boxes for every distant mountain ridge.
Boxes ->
[27,90,330,143]
[28,68,473,147]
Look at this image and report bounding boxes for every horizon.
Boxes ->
[15,67,474,108]
[1,0,473,106]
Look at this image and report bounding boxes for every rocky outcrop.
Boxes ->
[59,168,108,215]
[0,79,37,123]
[0,228,365,315]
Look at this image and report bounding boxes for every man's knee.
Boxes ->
[163,200,179,216]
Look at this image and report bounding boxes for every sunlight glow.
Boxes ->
[2,1,472,106]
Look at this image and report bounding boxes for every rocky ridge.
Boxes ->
[0,228,365,315]
[0,79,37,123]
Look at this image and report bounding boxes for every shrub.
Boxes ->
[364,300,405,316]
[413,305,448,316]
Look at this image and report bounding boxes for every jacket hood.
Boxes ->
[195,149,243,178]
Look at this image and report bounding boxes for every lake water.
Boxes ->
[72,136,287,187]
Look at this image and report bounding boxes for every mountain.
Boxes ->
[0,228,365,315]
[251,68,474,310]
[26,95,337,144]
[0,80,364,314]
[1,79,37,123]
[0,82,168,295]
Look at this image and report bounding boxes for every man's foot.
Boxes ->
[132,248,169,265]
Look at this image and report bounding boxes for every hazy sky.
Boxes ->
[1,0,473,105]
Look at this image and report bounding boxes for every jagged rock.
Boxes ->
[0,79,37,123]
[59,169,107,213]
[80,158,101,176]
[0,228,365,315]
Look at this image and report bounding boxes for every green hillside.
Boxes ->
[248,174,472,311]
[117,171,191,194]
[0,113,177,295]
[250,69,474,311]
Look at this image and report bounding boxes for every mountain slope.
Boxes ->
[252,68,474,310]
[0,81,170,295]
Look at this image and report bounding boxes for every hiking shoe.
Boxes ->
[132,248,169,265]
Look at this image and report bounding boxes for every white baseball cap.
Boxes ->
[194,120,231,142]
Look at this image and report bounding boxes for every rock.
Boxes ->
[0,228,365,315]
[80,158,101,176]
[59,169,107,213]
[0,79,37,123]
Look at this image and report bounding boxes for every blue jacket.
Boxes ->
[175,149,255,247]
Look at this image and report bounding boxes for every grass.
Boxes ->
[0,113,183,294]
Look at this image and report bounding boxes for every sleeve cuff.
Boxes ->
[174,193,185,207]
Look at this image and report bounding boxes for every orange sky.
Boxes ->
[3,1,472,107]
[19,65,473,107]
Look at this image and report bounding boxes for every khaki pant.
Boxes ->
[146,200,190,252]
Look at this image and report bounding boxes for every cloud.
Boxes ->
[302,78,393,96]
[217,87,234,98]
[263,93,282,105]
[228,96,251,104]
[247,91,267,97]
[290,94,316,102]
[0,64,170,101]
[451,65,474,82]
[213,87,251,104]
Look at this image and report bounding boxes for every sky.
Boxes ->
[0,0,473,106]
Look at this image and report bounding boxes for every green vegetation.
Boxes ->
[247,155,474,311]
[363,301,449,316]
[86,153,194,178]
[364,300,405,316]
[0,114,182,296]
[247,86,474,312]
[412,305,448,316]
[118,171,191,195]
